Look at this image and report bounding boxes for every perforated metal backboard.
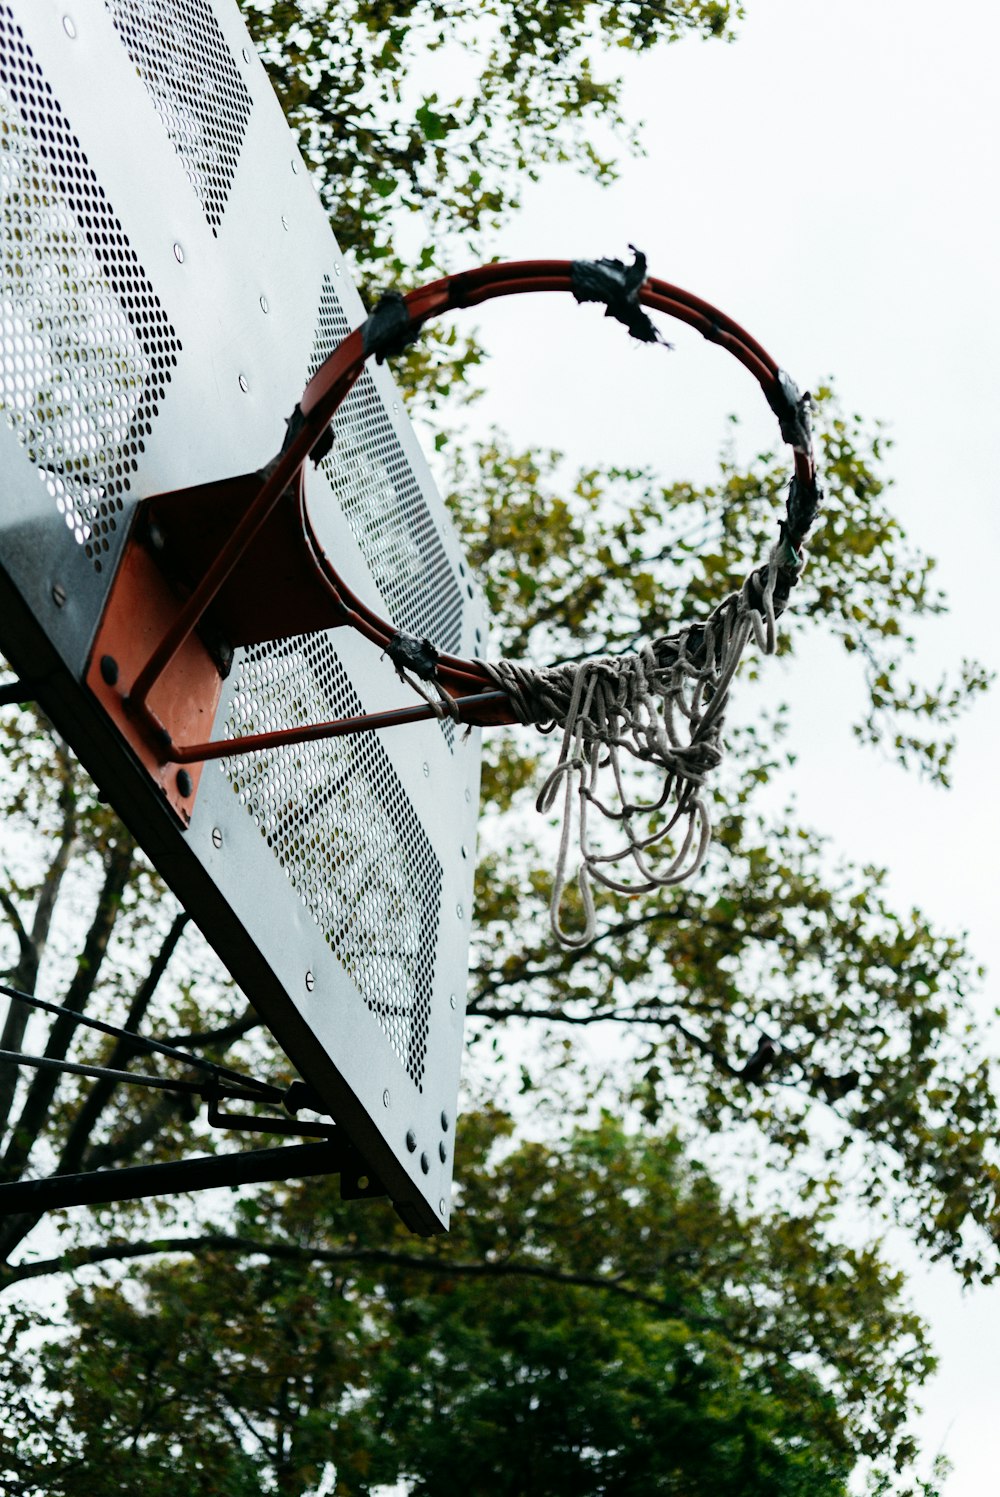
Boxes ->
[0,0,486,1233]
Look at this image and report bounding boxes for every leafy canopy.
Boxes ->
[0,1112,936,1496]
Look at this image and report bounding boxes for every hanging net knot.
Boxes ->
[768,370,814,455]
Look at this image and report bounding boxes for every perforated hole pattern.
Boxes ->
[0,7,179,568]
[223,635,440,1087]
[104,0,251,235]
[311,276,465,659]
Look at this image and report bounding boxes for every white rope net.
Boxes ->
[484,541,802,948]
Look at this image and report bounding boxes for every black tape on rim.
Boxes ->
[362,290,421,364]
[387,632,440,681]
[768,370,813,454]
[570,245,668,347]
[283,402,334,465]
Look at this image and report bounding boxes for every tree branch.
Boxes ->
[28,738,79,963]
[157,1007,260,1050]
[58,913,190,1178]
[0,749,78,1134]
[472,997,861,1107]
[0,886,32,971]
[0,838,134,1189]
[469,999,678,1027]
[469,997,744,1073]
[468,897,697,1007]
[83,1092,198,1173]
[0,1234,671,1314]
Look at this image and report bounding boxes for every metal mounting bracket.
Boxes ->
[0,1135,387,1218]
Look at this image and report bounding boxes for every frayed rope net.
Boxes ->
[481,536,807,949]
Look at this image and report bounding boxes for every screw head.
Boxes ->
[357,1174,369,1190]
[211,826,223,849]
[176,769,193,798]
[305,970,315,992]
[51,583,66,608]
[405,1129,417,1153]
[382,1088,391,1108]
[99,654,119,687]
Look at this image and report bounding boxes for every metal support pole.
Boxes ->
[0,1139,386,1217]
[0,680,32,707]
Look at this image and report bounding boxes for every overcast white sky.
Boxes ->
[459,1,1000,1489]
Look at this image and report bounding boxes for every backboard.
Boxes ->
[0,0,486,1233]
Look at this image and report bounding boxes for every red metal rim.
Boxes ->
[127,258,816,755]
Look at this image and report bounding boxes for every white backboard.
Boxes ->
[0,0,486,1232]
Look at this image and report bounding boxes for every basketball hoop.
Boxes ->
[98,248,820,948]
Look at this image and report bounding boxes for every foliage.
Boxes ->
[237,1,741,280]
[0,1112,937,1496]
[456,400,996,1275]
[235,0,743,404]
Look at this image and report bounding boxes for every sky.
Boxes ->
[458,1,1000,1490]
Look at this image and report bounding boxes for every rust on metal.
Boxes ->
[85,536,224,821]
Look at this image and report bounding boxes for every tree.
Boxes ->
[0,1112,940,1496]
[239,1,740,276]
[237,0,742,402]
[0,2,993,1492]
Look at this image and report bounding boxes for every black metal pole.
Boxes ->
[0,1140,385,1216]
[0,980,285,1099]
[0,1047,272,1105]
